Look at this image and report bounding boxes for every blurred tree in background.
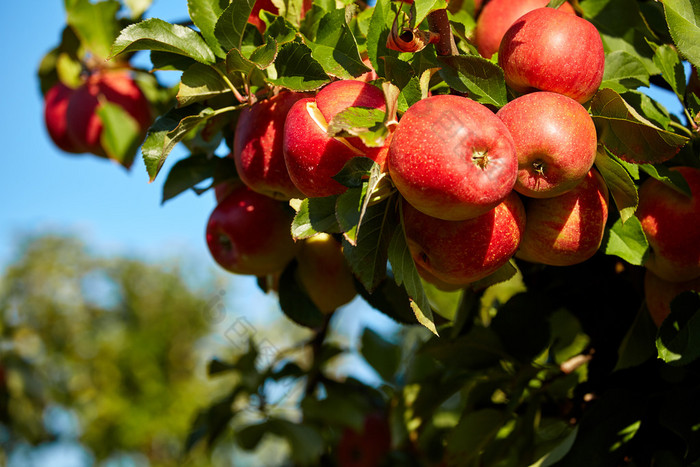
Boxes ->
[0,234,224,465]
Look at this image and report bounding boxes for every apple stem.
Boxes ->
[472,150,490,169]
[427,9,458,56]
[532,160,545,175]
[213,66,247,104]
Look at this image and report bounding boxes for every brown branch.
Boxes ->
[427,9,458,56]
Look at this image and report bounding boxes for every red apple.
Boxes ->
[388,94,517,221]
[296,233,357,313]
[496,91,597,198]
[65,71,152,157]
[473,0,575,59]
[644,269,700,327]
[206,185,299,276]
[636,166,700,282]
[403,191,526,287]
[283,80,388,198]
[337,413,392,467]
[44,82,82,154]
[516,169,609,266]
[214,179,245,203]
[498,7,605,104]
[233,91,307,200]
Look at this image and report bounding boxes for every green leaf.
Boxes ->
[600,51,650,93]
[96,101,143,169]
[366,0,399,79]
[336,186,365,243]
[422,281,463,321]
[355,274,418,324]
[531,426,579,467]
[124,0,152,18]
[437,55,508,107]
[111,18,217,65]
[327,108,387,148]
[412,0,449,27]
[66,0,120,60]
[188,0,229,59]
[291,196,342,239]
[446,409,507,463]
[150,51,199,72]
[238,419,324,464]
[469,260,518,292]
[388,213,437,336]
[277,260,325,328]
[656,292,700,366]
[639,163,692,196]
[177,63,231,107]
[614,305,657,372]
[267,41,330,91]
[301,395,366,431]
[249,37,278,68]
[161,154,221,204]
[331,156,379,189]
[653,44,687,98]
[265,16,299,45]
[214,0,256,52]
[142,105,229,182]
[421,325,506,368]
[360,328,401,381]
[580,0,659,75]
[590,88,689,164]
[306,8,370,79]
[397,76,423,114]
[227,35,278,73]
[603,216,649,265]
[663,0,700,70]
[594,148,638,222]
[622,90,672,130]
[342,198,395,292]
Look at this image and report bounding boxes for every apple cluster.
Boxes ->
[204,2,699,326]
[43,70,152,162]
[205,4,612,308]
[389,4,610,289]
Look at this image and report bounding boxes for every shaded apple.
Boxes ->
[283,80,388,198]
[233,91,307,200]
[636,166,700,282]
[206,184,299,276]
[644,269,700,327]
[337,412,392,467]
[214,178,245,203]
[388,94,517,221]
[473,0,575,59]
[516,169,609,266]
[295,233,357,313]
[498,7,605,104]
[403,191,526,287]
[496,91,597,198]
[43,81,82,154]
[65,71,152,157]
